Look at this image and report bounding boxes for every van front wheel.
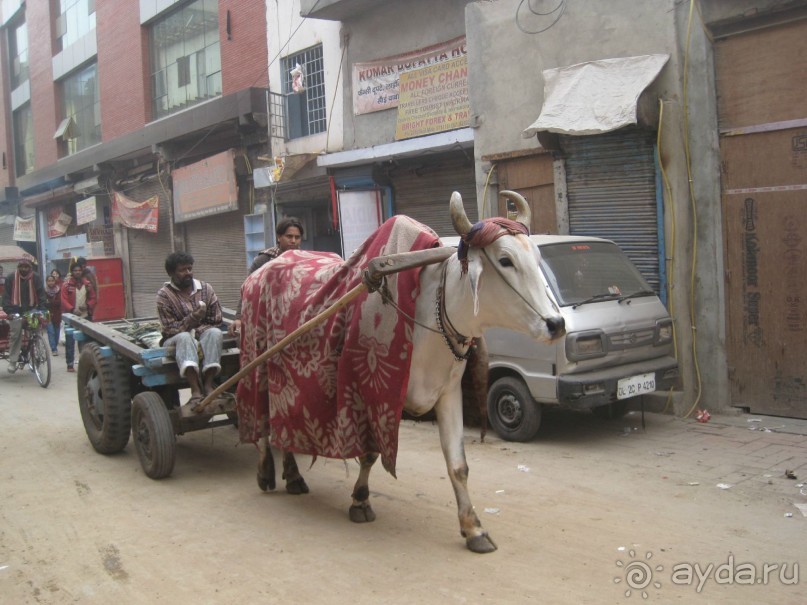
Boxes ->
[487,377,542,442]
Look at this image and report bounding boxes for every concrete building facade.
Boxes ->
[303,0,807,418]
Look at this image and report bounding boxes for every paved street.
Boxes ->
[1,361,805,604]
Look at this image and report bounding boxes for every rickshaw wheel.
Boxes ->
[31,333,51,388]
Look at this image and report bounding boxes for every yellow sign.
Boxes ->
[395,55,470,140]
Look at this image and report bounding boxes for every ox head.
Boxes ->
[450,190,565,341]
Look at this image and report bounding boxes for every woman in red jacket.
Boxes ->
[61,261,97,372]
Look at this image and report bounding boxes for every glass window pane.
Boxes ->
[148,0,221,120]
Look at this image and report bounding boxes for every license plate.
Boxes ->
[617,372,656,400]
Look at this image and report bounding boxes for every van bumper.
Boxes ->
[556,356,680,410]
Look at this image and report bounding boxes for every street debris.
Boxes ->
[484,508,501,515]
[495,489,505,494]
[784,513,793,518]
[687,482,700,486]
[716,483,732,490]
[785,469,798,480]
[793,503,807,517]
[747,418,762,423]
[517,464,530,473]
[696,409,711,423]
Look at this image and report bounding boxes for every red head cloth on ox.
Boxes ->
[236,215,441,475]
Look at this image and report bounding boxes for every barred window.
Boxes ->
[281,44,326,139]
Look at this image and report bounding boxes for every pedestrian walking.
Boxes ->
[44,274,62,355]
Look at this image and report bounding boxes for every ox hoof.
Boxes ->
[257,471,276,492]
[466,533,498,554]
[349,503,376,523]
[285,477,309,495]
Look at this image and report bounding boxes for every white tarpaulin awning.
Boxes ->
[522,54,670,137]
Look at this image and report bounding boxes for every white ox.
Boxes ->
[241,191,564,553]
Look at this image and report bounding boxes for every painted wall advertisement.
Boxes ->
[47,205,73,238]
[352,36,466,115]
[395,55,469,140]
[13,216,36,242]
[75,197,97,226]
[172,148,239,223]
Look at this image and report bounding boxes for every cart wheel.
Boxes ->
[131,392,176,479]
[77,342,132,454]
[31,333,51,388]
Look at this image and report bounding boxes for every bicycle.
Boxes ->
[0,309,52,388]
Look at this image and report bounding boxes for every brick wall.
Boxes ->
[0,27,11,189]
[219,0,268,94]
[27,0,58,168]
[97,1,149,140]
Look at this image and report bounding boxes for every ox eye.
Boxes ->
[499,257,514,268]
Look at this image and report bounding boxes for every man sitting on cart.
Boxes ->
[156,251,224,411]
[2,257,46,374]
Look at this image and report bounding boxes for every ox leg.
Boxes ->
[257,433,276,492]
[435,395,497,554]
[282,452,309,495]
[349,453,378,523]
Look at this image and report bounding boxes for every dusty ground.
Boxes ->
[1,361,805,604]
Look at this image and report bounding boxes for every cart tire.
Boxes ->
[31,333,51,388]
[131,392,176,479]
[487,376,542,442]
[77,342,132,454]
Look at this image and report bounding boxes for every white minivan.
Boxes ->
[445,234,680,442]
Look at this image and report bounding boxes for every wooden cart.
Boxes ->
[63,312,241,479]
[62,246,457,481]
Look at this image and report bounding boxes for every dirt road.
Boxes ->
[1,362,804,604]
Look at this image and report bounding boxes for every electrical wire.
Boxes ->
[516,0,566,35]
[682,0,703,418]
[656,98,678,415]
[325,40,347,153]
[481,164,497,220]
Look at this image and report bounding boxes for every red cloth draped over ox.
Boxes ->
[236,216,441,475]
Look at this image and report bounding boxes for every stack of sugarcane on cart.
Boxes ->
[63,246,455,480]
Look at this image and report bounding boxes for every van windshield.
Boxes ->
[539,241,654,307]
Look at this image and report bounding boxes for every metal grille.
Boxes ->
[282,44,326,138]
[560,129,661,293]
[268,91,287,141]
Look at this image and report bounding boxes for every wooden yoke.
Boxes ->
[198,246,456,410]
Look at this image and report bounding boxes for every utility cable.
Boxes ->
[682,0,703,417]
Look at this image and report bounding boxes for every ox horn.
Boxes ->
[500,190,531,231]
[450,191,472,236]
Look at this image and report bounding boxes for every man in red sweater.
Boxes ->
[61,261,97,372]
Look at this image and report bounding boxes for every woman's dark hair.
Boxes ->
[276,217,304,238]
[51,268,62,279]
[165,251,194,274]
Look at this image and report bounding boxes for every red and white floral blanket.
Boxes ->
[236,216,441,475]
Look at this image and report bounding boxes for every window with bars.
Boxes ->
[281,45,326,139]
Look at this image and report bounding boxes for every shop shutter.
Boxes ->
[560,128,661,292]
[127,180,173,318]
[184,205,249,311]
[391,153,477,236]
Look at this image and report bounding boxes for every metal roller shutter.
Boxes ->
[185,206,248,310]
[127,180,174,318]
[560,129,661,292]
[391,154,478,236]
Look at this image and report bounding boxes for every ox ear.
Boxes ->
[468,254,483,316]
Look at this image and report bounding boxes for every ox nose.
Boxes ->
[546,316,565,338]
